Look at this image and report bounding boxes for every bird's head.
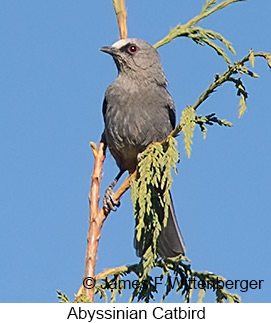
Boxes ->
[100,38,167,85]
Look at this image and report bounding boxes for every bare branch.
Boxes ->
[84,141,106,302]
[79,166,136,301]
[113,0,128,39]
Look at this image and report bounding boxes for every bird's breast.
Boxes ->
[103,81,174,172]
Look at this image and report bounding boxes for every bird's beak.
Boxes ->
[99,46,119,56]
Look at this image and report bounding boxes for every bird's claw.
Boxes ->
[137,152,142,163]
[103,186,120,212]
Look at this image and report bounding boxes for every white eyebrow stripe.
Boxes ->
[112,38,135,49]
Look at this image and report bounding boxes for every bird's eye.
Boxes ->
[128,45,138,54]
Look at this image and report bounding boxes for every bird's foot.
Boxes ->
[137,152,142,163]
[103,186,120,212]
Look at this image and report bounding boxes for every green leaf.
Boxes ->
[180,106,196,158]
[249,49,255,67]
[57,290,69,303]
[201,0,217,14]
[197,288,206,303]
[238,94,247,118]
[266,53,271,69]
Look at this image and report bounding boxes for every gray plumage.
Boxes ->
[100,38,186,258]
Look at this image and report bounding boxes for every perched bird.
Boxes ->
[100,38,186,258]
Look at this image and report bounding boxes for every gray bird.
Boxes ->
[100,38,186,258]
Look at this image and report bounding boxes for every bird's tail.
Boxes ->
[134,191,186,258]
[157,192,186,258]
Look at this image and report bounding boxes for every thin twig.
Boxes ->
[154,0,245,49]
[168,51,270,139]
[113,0,127,39]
